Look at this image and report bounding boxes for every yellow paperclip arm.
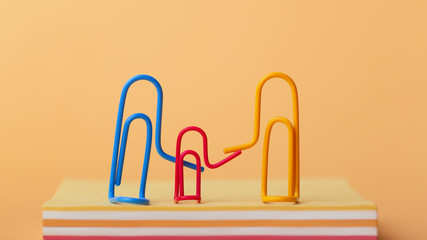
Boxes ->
[261,117,297,203]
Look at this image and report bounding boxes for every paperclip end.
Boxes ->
[227,150,242,158]
[110,196,150,205]
[223,146,239,154]
[115,178,122,186]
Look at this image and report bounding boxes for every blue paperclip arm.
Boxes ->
[111,74,203,172]
[115,114,152,200]
[108,114,152,205]
[147,76,205,172]
[115,113,153,188]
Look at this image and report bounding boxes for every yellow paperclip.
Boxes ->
[223,72,300,203]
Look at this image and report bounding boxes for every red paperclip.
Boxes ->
[174,126,242,203]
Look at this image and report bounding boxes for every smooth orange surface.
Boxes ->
[1,1,426,239]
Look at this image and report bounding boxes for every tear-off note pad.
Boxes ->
[43,179,377,240]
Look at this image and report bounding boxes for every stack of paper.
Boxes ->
[43,178,377,240]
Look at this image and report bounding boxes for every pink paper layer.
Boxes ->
[44,236,377,240]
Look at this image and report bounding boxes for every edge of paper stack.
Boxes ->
[43,178,378,240]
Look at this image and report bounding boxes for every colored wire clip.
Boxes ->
[109,75,204,205]
[174,126,242,203]
[223,72,300,203]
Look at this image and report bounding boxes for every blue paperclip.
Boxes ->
[109,74,204,205]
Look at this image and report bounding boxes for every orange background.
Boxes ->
[1,1,426,239]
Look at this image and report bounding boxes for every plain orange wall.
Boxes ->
[1,0,426,239]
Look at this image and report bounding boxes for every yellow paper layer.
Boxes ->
[43,178,376,211]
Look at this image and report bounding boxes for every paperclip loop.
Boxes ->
[262,116,297,202]
[175,150,202,203]
[110,113,152,205]
[223,72,300,203]
[174,126,242,203]
[109,75,204,205]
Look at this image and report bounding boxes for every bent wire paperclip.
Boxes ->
[109,75,204,205]
[174,126,242,203]
[223,72,300,203]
